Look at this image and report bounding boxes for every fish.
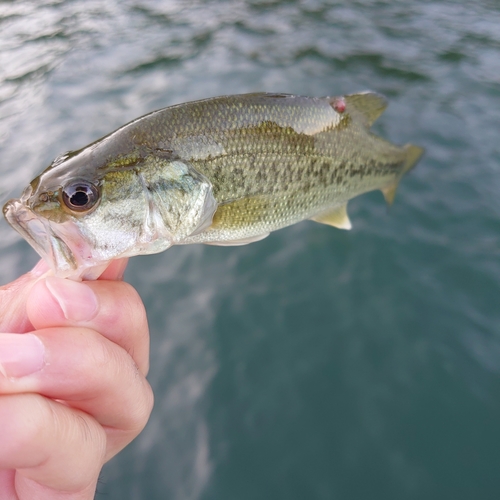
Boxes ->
[3,92,423,280]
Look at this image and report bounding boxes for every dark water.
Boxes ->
[1,1,500,498]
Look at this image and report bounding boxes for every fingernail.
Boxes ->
[0,333,45,378]
[45,277,99,322]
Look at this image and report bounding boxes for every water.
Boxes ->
[1,1,500,498]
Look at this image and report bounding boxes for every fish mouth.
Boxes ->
[3,197,79,277]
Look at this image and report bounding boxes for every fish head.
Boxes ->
[3,146,217,279]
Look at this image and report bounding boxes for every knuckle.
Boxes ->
[88,331,116,371]
[122,283,149,334]
[143,380,155,421]
[19,395,53,446]
[75,411,107,463]
[103,282,149,338]
[127,375,154,434]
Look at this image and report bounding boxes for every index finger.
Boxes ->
[0,260,50,333]
[0,258,128,334]
[26,276,150,376]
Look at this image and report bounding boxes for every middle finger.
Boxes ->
[0,328,154,458]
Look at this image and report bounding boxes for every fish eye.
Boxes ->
[62,181,100,212]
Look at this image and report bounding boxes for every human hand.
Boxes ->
[0,259,154,499]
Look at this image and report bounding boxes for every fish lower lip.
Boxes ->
[3,199,77,274]
[4,199,48,255]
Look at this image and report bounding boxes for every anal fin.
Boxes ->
[382,184,398,206]
[311,204,352,230]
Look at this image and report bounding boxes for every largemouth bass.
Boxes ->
[3,92,423,279]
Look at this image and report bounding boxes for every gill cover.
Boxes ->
[137,160,218,243]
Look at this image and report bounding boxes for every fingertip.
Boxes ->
[45,277,99,322]
[26,279,66,328]
[0,263,50,333]
[27,277,101,329]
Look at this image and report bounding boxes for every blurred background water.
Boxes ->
[1,0,500,498]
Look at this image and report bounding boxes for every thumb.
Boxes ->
[0,258,129,333]
[97,258,129,281]
[0,260,51,333]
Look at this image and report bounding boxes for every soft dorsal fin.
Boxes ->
[311,204,352,230]
[343,92,388,126]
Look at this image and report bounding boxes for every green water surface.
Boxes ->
[1,1,500,499]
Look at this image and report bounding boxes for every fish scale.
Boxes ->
[3,92,423,279]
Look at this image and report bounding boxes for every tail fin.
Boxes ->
[382,144,424,205]
[402,144,424,175]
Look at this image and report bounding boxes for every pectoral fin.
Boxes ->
[311,204,352,230]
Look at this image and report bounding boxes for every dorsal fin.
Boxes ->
[343,92,388,126]
[311,204,352,230]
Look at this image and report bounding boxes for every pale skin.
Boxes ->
[0,258,154,500]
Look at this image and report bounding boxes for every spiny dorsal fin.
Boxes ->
[311,204,352,230]
[343,92,388,126]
